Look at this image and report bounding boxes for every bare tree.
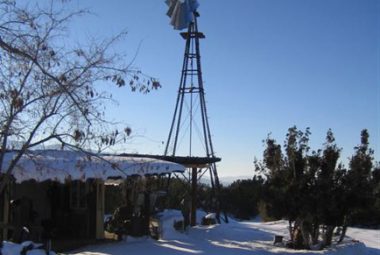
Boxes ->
[0,0,160,193]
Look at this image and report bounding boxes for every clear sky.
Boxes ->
[66,0,379,178]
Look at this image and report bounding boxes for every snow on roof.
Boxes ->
[1,150,185,183]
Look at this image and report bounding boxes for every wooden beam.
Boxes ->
[95,180,105,239]
[2,183,10,240]
[180,32,205,39]
[117,153,221,168]
[190,167,197,226]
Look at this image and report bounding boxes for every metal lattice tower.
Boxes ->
[164,12,222,223]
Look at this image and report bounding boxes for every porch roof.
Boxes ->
[118,153,221,168]
[1,150,185,183]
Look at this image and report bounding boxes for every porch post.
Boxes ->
[95,180,105,239]
[190,167,197,226]
[2,183,10,240]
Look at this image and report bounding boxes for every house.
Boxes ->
[0,150,185,250]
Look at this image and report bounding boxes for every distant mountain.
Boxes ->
[5,141,64,150]
[199,175,253,186]
[219,176,253,185]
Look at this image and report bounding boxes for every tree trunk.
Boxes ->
[311,221,320,245]
[322,225,335,247]
[338,225,347,243]
[338,216,349,244]
[301,220,313,249]
[288,220,294,241]
[293,226,304,249]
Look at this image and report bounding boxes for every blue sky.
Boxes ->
[66,0,379,177]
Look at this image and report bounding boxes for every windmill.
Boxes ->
[164,0,223,224]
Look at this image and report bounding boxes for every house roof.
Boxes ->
[1,150,185,183]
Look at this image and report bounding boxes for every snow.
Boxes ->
[1,241,55,255]
[1,150,185,183]
[204,213,216,219]
[347,227,380,251]
[68,210,380,255]
[1,211,377,255]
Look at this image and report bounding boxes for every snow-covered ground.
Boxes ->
[1,241,56,255]
[1,211,378,255]
[69,210,380,255]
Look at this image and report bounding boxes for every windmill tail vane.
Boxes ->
[165,0,199,30]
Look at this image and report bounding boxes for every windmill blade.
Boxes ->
[165,0,199,30]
